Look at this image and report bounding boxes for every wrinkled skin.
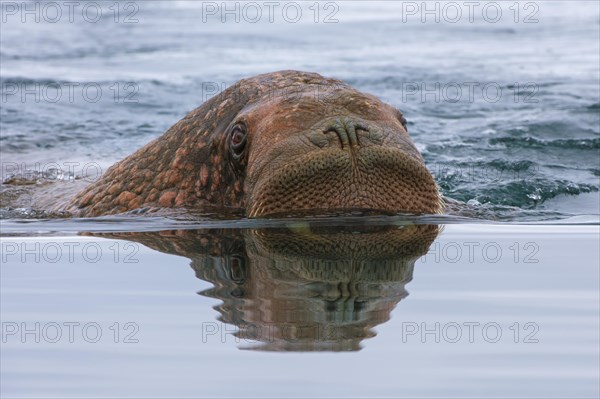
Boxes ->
[64,71,441,217]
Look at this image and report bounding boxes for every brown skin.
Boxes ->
[65,70,441,217]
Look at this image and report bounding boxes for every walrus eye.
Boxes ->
[230,123,247,159]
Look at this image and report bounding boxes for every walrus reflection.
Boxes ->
[100,223,438,351]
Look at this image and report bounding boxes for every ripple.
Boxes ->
[490,136,600,150]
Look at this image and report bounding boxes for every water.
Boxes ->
[1,1,599,218]
[2,224,598,397]
[1,1,599,397]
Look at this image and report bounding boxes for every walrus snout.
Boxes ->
[245,109,440,218]
[246,142,441,218]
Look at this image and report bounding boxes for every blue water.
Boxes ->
[1,1,599,219]
[1,1,599,397]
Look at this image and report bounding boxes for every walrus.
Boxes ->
[63,70,441,218]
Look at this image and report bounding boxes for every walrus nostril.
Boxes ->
[324,126,349,148]
[323,118,369,149]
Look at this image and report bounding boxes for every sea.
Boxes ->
[1,1,598,397]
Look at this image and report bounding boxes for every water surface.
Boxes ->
[1,1,599,397]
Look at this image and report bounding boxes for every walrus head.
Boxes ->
[66,71,441,217]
